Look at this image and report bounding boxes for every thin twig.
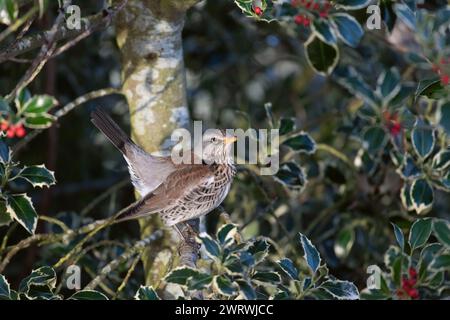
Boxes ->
[13,88,122,154]
[80,179,128,217]
[5,1,70,102]
[0,5,38,44]
[0,0,128,64]
[0,233,54,273]
[84,231,163,290]
[113,253,142,299]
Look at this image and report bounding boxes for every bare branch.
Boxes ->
[0,0,128,64]
[84,230,163,291]
[12,87,122,154]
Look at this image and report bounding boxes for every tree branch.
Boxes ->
[84,230,163,291]
[0,0,127,64]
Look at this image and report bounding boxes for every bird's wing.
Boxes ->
[123,147,176,197]
[91,108,177,196]
[116,164,215,222]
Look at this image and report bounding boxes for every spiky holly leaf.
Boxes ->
[17,164,56,188]
[135,286,160,300]
[6,194,38,234]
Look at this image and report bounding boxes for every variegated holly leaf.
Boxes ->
[198,233,221,260]
[236,279,256,300]
[248,238,270,264]
[135,286,160,300]
[0,274,11,300]
[19,266,57,295]
[319,279,359,300]
[299,233,321,274]
[69,290,108,300]
[411,120,435,160]
[0,0,18,25]
[6,194,38,234]
[408,218,432,252]
[282,132,316,154]
[431,149,450,172]
[22,95,58,115]
[212,275,237,296]
[334,227,355,259]
[0,200,12,227]
[305,35,339,75]
[432,219,450,247]
[331,13,363,48]
[391,223,405,251]
[277,258,299,280]
[17,164,56,188]
[274,162,307,190]
[410,179,434,215]
[252,271,281,285]
[24,113,56,129]
[216,223,238,247]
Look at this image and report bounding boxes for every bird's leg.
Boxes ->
[174,221,200,251]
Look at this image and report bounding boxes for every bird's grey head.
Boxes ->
[201,129,236,165]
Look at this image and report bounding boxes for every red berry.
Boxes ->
[254,6,263,16]
[313,3,320,10]
[15,124,26,138]
[408,267,417,279]
[390,122,402,136]
[306,1,312,9]
[291,0,299,6]
[294,15,303,25]
[6,128,15,138]
[440,57,448,65]
[401,277,411,290]
[441,74,449,86]
[408,288,419,299]
[303,17,310,27]
[0,120,8,131]
[319,11,328,18]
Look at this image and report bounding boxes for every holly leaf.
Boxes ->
[408,218,432,252]
[135,286,160,300]
[410,179,434,215]
[299,233,321,273]
[305,35,339,75]
[6,194,38,234]
[17,164,56,188]
[331,13,363,48]
[69,290,108,300]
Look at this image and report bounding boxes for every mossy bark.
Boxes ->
[115,0,199,291]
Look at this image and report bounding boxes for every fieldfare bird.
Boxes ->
[91,108,236,230]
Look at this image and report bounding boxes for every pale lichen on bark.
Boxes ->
[115,0,200,293]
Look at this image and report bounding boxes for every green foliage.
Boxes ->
[0,142,55,234]
[0,267,106,300]
[361,218,450,299]
[0,89,57,130]
[0,0,448,302]
[163,224,359,299]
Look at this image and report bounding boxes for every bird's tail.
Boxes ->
[113,193,155,223]
[91,107,133,154]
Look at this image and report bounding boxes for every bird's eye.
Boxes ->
[211,137,217,143]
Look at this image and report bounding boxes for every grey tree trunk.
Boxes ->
[115,0,199,294]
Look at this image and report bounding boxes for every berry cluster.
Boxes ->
[0,119,26,138]
[432,57,450,86]
[291,0,332,27]
[253,6,263,16]
[383,111,402,136]
[397,267,419,300]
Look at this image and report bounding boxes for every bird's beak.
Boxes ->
[224,136,237,145]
